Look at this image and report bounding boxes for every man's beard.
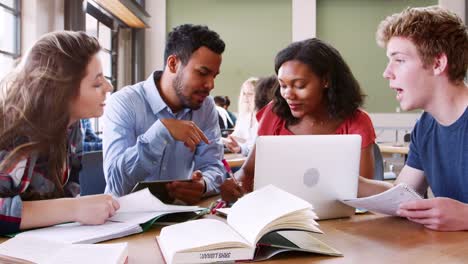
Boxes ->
[173,71,196,110]
[173,71,204,110]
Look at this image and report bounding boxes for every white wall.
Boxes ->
[144,0,166,77]
[292,0,316,41]
[21,0,64,54]
[369,113,422,143]
[439,0,466,23]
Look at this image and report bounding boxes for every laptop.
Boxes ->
[254,135,361,220]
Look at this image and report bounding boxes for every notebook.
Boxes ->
[0,236,128,264]
[254,135,361,220]
[156,185,342,264]
[13,189,205,244]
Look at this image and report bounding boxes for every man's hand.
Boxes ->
[166,170,206,205]
[397,197,468,231]
[160,119,210,152]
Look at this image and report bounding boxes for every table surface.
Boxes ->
[3,197,468,264]
[104,197,468,264]
[224,153,247,168]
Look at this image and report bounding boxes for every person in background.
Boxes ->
[359,6,468,231]
[254,75,279,111]
[221,38,376,202]
[0,31,117,235]
[214,95,234,130]
[80,119,102,152]
[223,77,259,156]
[224,96,237,125]
[103,24,226,204]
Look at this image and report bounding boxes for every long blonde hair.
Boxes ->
[237,77,258,116]
[0,31,101,198]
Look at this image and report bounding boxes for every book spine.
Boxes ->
[172,248,254,264]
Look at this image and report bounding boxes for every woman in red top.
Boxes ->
[221,38,376,202]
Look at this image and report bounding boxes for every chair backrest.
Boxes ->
[79,150,106,196]
[373,143,384,181]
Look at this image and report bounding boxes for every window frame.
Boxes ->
[85,5,119,134]
[0,0,21,78]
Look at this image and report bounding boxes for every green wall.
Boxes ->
[317,0,437,113]
[167,0,292,112]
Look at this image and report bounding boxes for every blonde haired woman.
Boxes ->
[225,77,259,156]
[0,31,117,235]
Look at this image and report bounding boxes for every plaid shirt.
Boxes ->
[0,123,83,235]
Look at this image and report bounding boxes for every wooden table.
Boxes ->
[224,153,247,168]
[377,143,409,155]
[3,197,467,264]
[104,212,468,264]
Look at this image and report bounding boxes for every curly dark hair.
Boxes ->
[255,75,278,111]
[164,24,225,67]
[213,95,226,107]
[273,38,365,125]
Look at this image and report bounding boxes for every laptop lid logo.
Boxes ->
[303,168,320,187]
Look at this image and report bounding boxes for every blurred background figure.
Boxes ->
[224,77,259,156]
[223,96,237,126]
[80,119,103,152]
[214,96,235,132]
[254,75,279,111]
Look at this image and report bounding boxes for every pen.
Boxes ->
[210,200,226,214]
[221,159,242,187]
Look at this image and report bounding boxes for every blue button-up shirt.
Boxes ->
[102,71,225,196]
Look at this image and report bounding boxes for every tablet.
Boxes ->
[131,179,192,204]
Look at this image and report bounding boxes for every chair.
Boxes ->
[79,150,106,196]
[372,143,384,181]
[403,133,411,143]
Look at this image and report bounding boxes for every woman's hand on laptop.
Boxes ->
[166,170,205,205]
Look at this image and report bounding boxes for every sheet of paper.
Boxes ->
[342,183,422,216]
[49,243,128,264]
[116,188,200,213]
[0,236,67,263]
[17,221,139,244]
[109,211,169,224]
[0,237,127,264]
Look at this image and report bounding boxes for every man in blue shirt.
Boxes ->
[102,24,226,204]
[359,6,468,231]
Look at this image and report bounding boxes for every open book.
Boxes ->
[14,188,205,244]
[0,236,127,264]
[157,185,342,264]
[342,183,423,215]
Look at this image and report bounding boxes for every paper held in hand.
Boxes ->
[341,183,423,216]
[157,185,342,264]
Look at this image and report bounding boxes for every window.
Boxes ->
[0,0,20,81]
[86,13,115,85]
[85,12,116,134]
